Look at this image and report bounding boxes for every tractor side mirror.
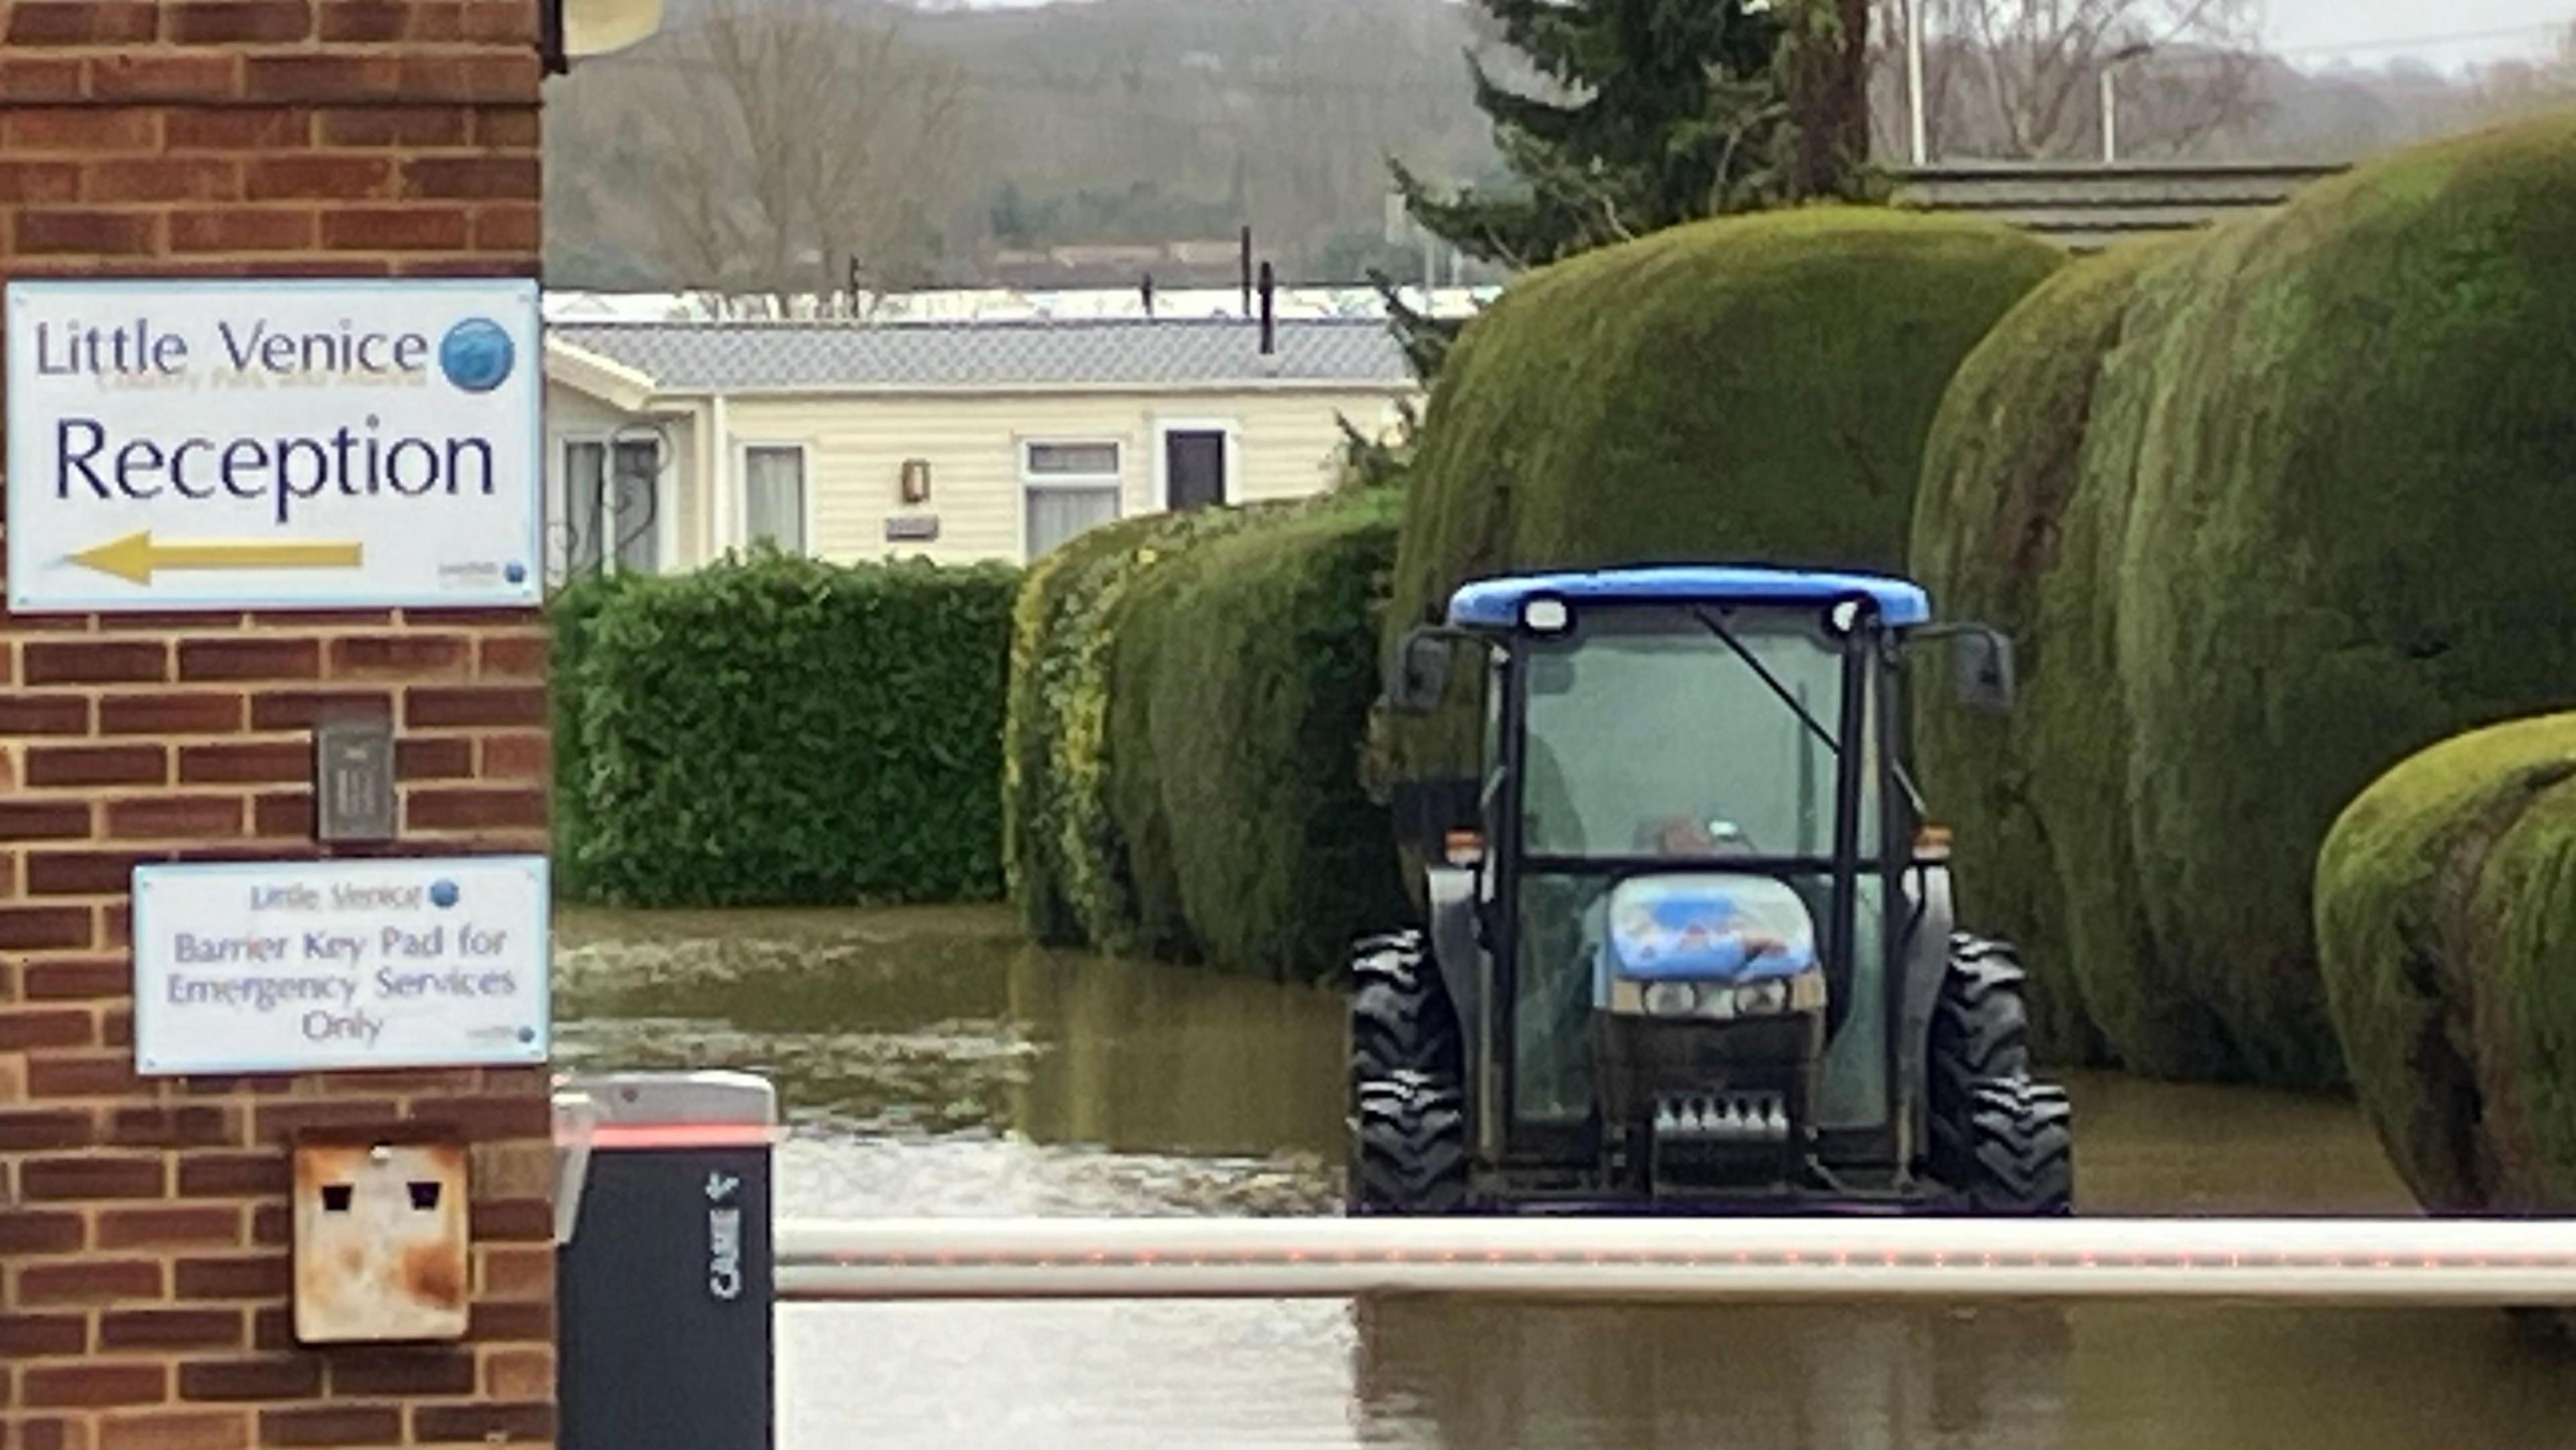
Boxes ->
[1949,626,2015,712]
[1385,627,1462,715]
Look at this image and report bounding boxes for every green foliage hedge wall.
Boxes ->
[1116,490,1413,976]
[1002,505,1284,945]
[546,569,632,902]
[1003,489,1413,978]
[559,552,1018,908]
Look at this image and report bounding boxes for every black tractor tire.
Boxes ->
[1350,1071,1470,1214]
[1927,933,2035,1184]
[1953,1076,2074,1214]
[1348,929,1464,1090]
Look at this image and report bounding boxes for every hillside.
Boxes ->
[543,0,1507,291]
[542,0,2576,292]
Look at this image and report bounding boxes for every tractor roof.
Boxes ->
[1446,565,1931,629]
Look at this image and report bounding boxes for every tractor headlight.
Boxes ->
[1732,980,1790,1016]
[1643,982,1699,1017]
[1520,596,1570,633]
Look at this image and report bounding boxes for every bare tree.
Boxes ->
[1871,0,2267,160]
[633,0,977,295]
[2467,22,2576,123]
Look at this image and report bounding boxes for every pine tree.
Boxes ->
[1378,0,1870,379]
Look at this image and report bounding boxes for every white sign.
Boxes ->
[131,856,549,1076]
[5,278,542,613]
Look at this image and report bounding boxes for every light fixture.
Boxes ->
[541,0,665,71]
[900,458,932,505]
[1733,980,1790,1016]
[1644,982,1699,1017]
[1521,597,1570,634]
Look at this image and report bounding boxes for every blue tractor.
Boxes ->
[1350,566,2072,1215]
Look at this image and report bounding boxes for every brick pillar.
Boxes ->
[1,7,555,1449]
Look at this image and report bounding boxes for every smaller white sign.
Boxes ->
[131,856,549,1077]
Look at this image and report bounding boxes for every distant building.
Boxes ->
[541,313,1419,579]
[1887,161,2349,251]
[541,283,1494,325]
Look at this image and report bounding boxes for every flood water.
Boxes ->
[553,905,2576,1450]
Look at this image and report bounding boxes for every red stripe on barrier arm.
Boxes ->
[791,1247,2576,1273]
[578,1123,779,1150]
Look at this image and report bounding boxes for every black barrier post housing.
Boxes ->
[555,1070,778,1450]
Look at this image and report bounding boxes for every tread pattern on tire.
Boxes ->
[1349,929,1462,1088]
[1352,1070,1468,1213]
[1346,929,1470,1214]
[1929,931,2034,1183]
[1960,1075,2074,1214]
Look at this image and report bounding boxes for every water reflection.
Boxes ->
[1351,1295,2576,1450]
[553,904,1343,1217]
[1000,938,1342,1159]
[554,904,2575,1450]
[1354,1298,2075,1450]
[554,905,1040,1137]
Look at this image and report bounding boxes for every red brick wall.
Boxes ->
[1,5,555,1447]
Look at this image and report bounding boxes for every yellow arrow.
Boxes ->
[71,531,364,585]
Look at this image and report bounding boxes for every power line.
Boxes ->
[2271,19,2567,59]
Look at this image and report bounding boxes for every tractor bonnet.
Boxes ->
[1601,874,1818,984]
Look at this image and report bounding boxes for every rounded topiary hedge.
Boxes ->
[2103,111,2576,1088]
[1110,488,1413,978]
[1907,239,2191,1068]
[1913,109,2576,1088]
[1381,205,2065,791]
[2316,712,2576,1214]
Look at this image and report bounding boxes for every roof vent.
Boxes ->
[1257,261,1275,356]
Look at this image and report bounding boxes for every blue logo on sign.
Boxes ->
[505,562,527,584]
[438,319,515,393]
[430,880,461,909]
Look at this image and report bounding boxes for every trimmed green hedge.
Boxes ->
[1382,205,2065,793]
[563,551,1018,907]
[2102,114,2576,1089]
[1114,489,1413,975]
[1907,240,2186,1066]
[1911,110,2576,1088]
[546,570,634,902]
[2316,713,2576,1213]
[1003,490,1413,978]
[1002,505,1284,945]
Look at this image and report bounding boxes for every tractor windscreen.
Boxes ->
[1508,604,1891,1135]
[1517,607,1866,862]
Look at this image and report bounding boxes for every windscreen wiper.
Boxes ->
[1690,607,1839,752]
[1688,607,1930,822]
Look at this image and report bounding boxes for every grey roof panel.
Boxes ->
[551,316,1412,393]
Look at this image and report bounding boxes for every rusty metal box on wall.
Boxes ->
[291,1130,473,1344]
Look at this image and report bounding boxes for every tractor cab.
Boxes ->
[1350,565,2072,1215]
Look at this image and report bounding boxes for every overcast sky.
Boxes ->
[936,0,2576,74]
[2267,0,2572,70]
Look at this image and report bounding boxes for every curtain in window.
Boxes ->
[564,442,607,576]
[612,439,661,573]
[1025,487,1120,558]
[744,446,806,554]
